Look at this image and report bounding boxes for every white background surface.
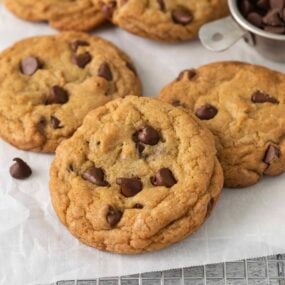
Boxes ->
[0,4,285,285]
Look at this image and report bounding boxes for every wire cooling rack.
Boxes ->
[49,255,285,285]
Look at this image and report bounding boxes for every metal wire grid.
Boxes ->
[50,255,285,285]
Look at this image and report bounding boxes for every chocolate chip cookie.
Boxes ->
[0,32,142,153]
[100,0,229,41]
[4,0,106,31]
[50,96,223,253]
[159,61,285,188]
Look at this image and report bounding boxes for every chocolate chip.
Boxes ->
[263,144,280,164]
[157,0,166,11]
[264,25,285,32]
[247,12,264,27]
[195,104,218,120]
[102,1,117,18]
[251,91,279,103]
[72,52,92,68]
[50,116,63,129]
[172,6,193,25]
[135,125,160,146]
[82,166,109,186]
[177,69,196,81]
[116,177,143,197]
[136,142,145,155]
[258,0,270,10]
[98,62,113,81]
[9,158,32,179]
[20,57,42,76]
[47,86,69,105]
[126,62,137,75]
[70,40,89,52]
[151,168,177,188]
[263,9,284,26]
[133,203,144,209]
[270,0,285,9]
[239,0,254,16]
[172,100,181,107]
[106,206,123,227]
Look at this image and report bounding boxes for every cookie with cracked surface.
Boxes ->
[99,0,229,41]
[49,96,223,254]
[4,0,106,31]
[0,32,142,153]
[159,62,285,188]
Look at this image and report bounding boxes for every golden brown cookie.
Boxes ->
[50,96,223,254]
[4,0,106,31]
[100,0,229,41]
[0,32,142,153]
[159,62,285,188]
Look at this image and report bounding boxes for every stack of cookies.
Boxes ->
[1,0,285,255]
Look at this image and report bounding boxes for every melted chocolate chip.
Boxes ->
[157,0,166,11]
[9,158,32,179]
[135,125,160,146]
[151,168,177,188]
[251,91,279,104]
[263,144,280,164]
[72,52,92,68]
[116,177,143,197]
[20,57,42,76]
[98,62,113,81]
[50,116,63,129]
[172,100,181,107]
[82,166,109,186]
[106,206,123,227]
[47,86,69,105]
[133,203,144,209]
[195,104,218,120]
[70,40,90,52]
[177,69,196,81]
[136,142,145,155]
[172,6,193,25]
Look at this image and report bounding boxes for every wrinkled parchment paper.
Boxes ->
[0,4,285,285]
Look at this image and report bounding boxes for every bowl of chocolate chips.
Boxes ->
[199,0,285,62]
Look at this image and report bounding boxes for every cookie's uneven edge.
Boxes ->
[49,97,224,254]
[0,32,142,153]
[4,0,106,31]
[100,0,229,41]
[159,61,285,188]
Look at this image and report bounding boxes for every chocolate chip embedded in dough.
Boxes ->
[172,7,193,25]
[98,62,113,81]
[263,144,280,164]
[82,166,109,186]
[116,177,143,197]
[20,56,42,76]
[195,104,218,120]
[151,168,177,188]
[251,91,279,104]
[106,206,123,227]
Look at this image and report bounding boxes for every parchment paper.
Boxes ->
[0,4,285,285]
